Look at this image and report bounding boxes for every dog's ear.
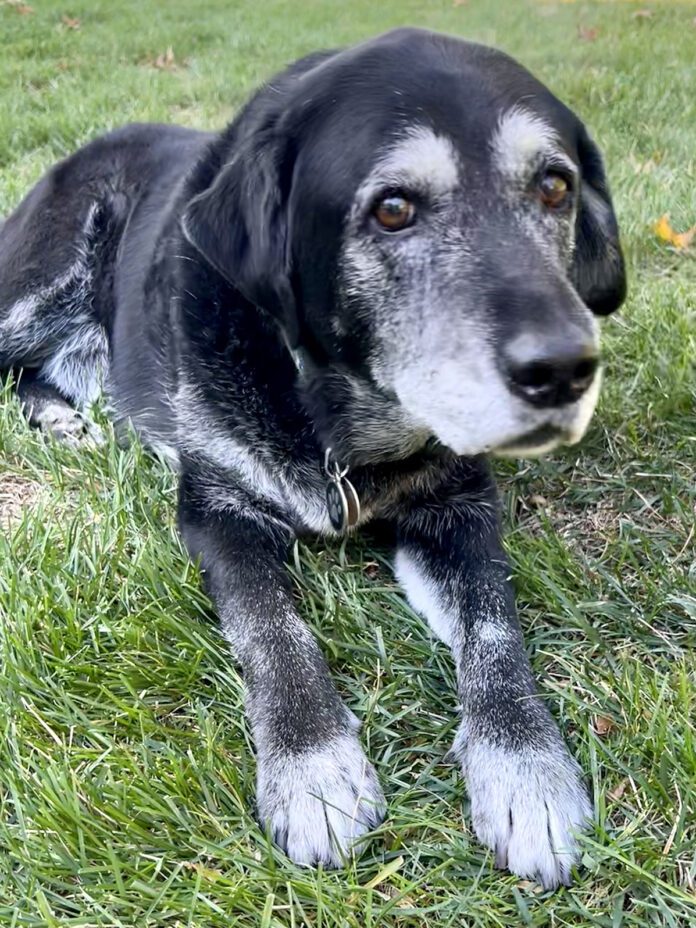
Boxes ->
[571,126,626,315]
[181,132,299,344]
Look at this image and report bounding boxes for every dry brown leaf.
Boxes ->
[608,779,628,801]
[181,861,223,881]
[452,0,468,6]
[374,883,416,908]
[153,46,179,70]
[61,14,81,29]
[632,9,653,19]
[516,879,544,894]
[578,25,599,42]
[594,715,615,736]
[654,213,696,250]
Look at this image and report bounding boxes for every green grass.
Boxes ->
[1,0,695,924]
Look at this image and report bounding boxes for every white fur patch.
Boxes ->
[356,125,460,208]
[455,731,592,889]
[491,106,570,181]
[395,548,456,646]
[257,733,386,867]
[375,313,601,458]
[41,324,108,407]
[0,262,81,358]
[29,400,104,447]
[176,381,333,533]
[0,202,108,408]
[147,439,181,470]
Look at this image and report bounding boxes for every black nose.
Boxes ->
[504,338,599,408]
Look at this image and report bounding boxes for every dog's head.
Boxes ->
[183,28,626,464]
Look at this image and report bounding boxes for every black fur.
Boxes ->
[0,28,625,887]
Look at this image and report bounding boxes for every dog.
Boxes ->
[0,27,625,889]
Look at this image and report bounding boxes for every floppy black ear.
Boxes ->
[181,132,299,343]
[572,126,626,315]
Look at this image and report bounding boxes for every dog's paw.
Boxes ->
[31,401,104,448]
[456,733,592,890]
[257,733,386,867]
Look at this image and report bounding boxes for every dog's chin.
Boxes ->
[492,424,568,459]
[483,401,599,459]
[428,412,593,461]
[436,408,596,461]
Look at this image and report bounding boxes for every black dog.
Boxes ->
[0,28,625,888]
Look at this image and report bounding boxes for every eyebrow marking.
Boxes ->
[491,105,569,179]
[356,125,460,208]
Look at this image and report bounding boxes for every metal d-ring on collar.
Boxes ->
[324,447,361,532]
[283,335,361,533]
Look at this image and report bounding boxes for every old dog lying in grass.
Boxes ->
[0,27,625,889]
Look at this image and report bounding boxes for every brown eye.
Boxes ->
[373,195,415,231]
[539,172,570,208]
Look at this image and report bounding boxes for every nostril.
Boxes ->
[570,356,598,386]
[506,349,599,408]
[512,361,556,392]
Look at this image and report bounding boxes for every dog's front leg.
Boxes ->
[179,473,385,867]
[394,481,591,889]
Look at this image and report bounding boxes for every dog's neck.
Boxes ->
[283,330,435,471]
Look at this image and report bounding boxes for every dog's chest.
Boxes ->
[183,419,445,537]
[269,450,450,537]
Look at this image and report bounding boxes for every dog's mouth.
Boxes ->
[493,423,567,456]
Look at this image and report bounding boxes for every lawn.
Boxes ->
[1,0,695,925]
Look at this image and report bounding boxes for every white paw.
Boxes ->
[458,735,592,889]
[33,401,104,448]
[257,734,386,867]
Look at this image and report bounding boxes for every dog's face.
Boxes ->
[334,112,606,459]
[184,29,626,463]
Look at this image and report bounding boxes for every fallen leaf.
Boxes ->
[608,779,628,801]
[528,494,548,509]
[653,213,696,249]
[61,14,81,29]
[516,879,544,894]
[594,715,615,736]
[578,25,599,42]
[452,0,468,6]
[181,861,223,881]
[152,46,179,70]
[157,47,175,68]
[632,9,653,19]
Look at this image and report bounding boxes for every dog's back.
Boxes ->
[0,124,208,390]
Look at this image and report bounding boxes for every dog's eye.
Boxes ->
[539,172,571,209]
[373,195,416,231]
